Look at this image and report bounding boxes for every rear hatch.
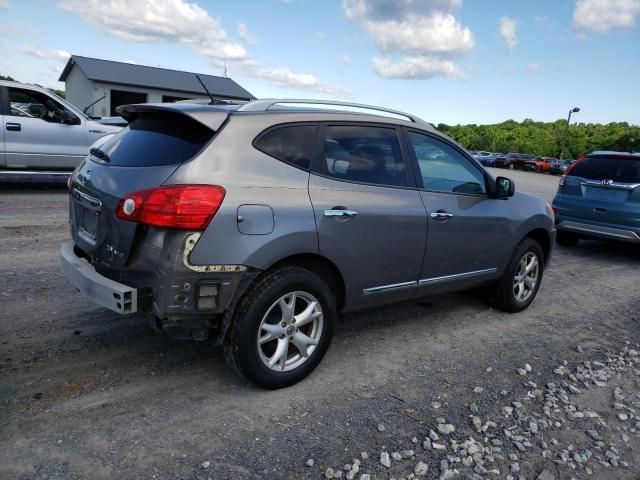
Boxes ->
[556,155,640,227]
[69,105,227,267]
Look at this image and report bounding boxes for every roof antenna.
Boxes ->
[195,74,216,105]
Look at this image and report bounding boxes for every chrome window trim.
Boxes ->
[580,179,640,190]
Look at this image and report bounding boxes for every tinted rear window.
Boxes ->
[94,112,213,167]
[320,126,407,187]
[569,156,640,183]
[254,124,317,170]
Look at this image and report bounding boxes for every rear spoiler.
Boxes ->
[116,103,230,131]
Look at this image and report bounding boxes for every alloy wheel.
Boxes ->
[513,252,539,303]
[257,291,324,372]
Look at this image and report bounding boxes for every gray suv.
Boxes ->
[60,100,555,388]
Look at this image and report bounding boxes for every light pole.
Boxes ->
[559,107,580,161]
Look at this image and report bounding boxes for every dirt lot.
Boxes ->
[1,170,639,480]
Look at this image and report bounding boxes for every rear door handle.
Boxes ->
[324,209,358,218]
[430,212,453,219]
[6,122,21,131]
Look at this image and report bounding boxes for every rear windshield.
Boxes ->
[93,112,213,167]
[569,156,640,183]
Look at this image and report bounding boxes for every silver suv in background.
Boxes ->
[0,80,121,176]
[60,100,555,388]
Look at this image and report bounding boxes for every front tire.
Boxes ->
[489,238,544,312]
[224,266,336,389]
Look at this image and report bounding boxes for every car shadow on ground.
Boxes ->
[4,287,492,401]
[558,239,640,262]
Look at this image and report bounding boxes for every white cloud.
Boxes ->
[372,56,459,79]
[341,54,353,65]
[526,62,540,72]
[122,59,139,64]
[257,67,349,95]
[237,22,255,45]
[499,16,519,50]
[22,46,70,60]
[59,0,347,95]
[0,0,8,9]
[573,0,640,35]
[342,0,474,80]
[365,13,474,56]
[60,0,247,61]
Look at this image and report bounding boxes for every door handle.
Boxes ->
[324,209,358,218]
[430,212,453,219]
[6,122,21,131]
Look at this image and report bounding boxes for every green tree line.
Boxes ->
[437,119,639,159]
[1,74,65,98]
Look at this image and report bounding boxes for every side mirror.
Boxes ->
[495,176,515,198]
[61,110,80,125]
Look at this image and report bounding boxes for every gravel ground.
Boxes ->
[1,170,639,480]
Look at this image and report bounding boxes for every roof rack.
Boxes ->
[237,99,428,125]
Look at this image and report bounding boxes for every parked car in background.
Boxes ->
[552,151,640,246]
[495,153,534,169]
[511,154,538,170]
[60,99,555,388]
[528,157,557,173]
[493,153,513,169]
[473,151,498,167]
[550,159,574,175]
[0,80,122,176]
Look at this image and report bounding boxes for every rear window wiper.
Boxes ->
[90,147,111,162]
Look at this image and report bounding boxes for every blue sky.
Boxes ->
[0,0,638,125]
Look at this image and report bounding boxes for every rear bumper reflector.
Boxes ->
[59,240,138,314]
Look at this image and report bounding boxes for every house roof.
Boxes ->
[59,55,254,100]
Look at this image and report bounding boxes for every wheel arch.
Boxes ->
[270,253,346,313]
[522,228,551,266]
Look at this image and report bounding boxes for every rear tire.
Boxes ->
[556,230,580,247]
[488,238,544,313]
[224,266,336,389]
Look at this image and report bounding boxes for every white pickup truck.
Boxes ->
[0,80,122,179]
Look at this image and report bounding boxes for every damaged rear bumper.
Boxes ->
[60,232,259,341]
[60,240,138,314]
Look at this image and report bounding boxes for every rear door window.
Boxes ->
[570,156,640,183]
[318,125,408,187]
[254,124,317,170]
[95,112,213,167]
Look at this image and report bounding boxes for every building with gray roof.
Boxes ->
[59,55,254,117]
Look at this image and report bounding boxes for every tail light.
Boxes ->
[116,185,226,230]
[559,157,584,187]
[67,167,79,191]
